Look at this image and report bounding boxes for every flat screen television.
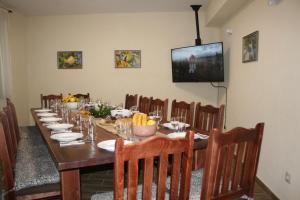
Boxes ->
[171,42,224,82]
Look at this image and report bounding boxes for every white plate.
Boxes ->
[97,139,133,152]
[163,122,190,130]
[37,112,57,117]
[50,132,83,142]
[35,109,51,112]
[167,132,203,139]
[111,109,132,117]
[40,117,62,122]
[47,123,74,131]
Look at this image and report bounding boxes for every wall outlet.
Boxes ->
[285,171,291,184]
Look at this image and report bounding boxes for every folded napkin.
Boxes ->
[51,130,72,135]
[59,140,85,147]
[196,133,209,139]
[167,132,209,140]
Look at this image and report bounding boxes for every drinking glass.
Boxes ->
[177,115,187,132]
[170,116,179,132]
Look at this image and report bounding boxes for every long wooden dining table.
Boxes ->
[31,108,208,200]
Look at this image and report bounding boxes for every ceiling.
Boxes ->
[1,0,209,16]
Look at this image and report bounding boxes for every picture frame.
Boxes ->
[57,51,82,69]
[115,50,141,68]
[242,31,259,63]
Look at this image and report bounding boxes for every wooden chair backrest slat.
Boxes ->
[149,98,168,123]
[171,100,195,125]
[40,93,63,108]
[201,123,264,200]
[138,96,153,114]
[125,94,138,110]
[194,103,225,133]
[6,98,20,142]
[0,113,15,190]
[114,132,194,200]
[72,93,90,102]
[2,107,17,161]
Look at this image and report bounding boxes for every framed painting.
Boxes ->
[115,50,141,68]
[57,51,82,69]
[242,31,259,63]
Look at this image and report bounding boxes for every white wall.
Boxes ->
[7,12,28,126]
[220,0,300,199]
[25,11,220,123]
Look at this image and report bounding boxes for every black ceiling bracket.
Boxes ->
[191,5,202,46]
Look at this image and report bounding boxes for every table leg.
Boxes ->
[60,169,81,200]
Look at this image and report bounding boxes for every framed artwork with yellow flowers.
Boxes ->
[57,51,82,69]
[115,50,141,68]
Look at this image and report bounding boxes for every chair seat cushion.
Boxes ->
[14,128,60,191]
[20,126,42,141]
[91,183,169,200]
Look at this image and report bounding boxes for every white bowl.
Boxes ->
[111,109,132,117]
[65,102,78,109]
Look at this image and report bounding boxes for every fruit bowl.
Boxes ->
[132,124,157,137]
[65,102,78,109]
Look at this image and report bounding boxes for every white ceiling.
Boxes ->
[1,0,209,16]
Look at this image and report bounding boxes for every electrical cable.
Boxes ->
[210,82,227,130]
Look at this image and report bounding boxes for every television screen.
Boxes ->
[171,42,224,82]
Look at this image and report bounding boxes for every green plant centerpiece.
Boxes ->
[89,104,113,118]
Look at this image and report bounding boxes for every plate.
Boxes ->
[37,112,57,117]
[50,132,83,142]
[96,119,115,126]
[46,123,74,131]
[40,117,62,123]
[97,139,133,152]
[163,122,190,130]
[35,109,51,112]
[167,132,202,139]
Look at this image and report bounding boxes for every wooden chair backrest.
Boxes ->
[114,131,194,200]
[2,107,17,162]
[0,112,15,190]
[72,93,90,102]
[124,94,138,109]
[138,96,153,114]
[6,98,21,142]
[201,123,264,200]
[171,100,195,125]
[194,103,225,133]
[149,98,168,122]
[40,93,63,108]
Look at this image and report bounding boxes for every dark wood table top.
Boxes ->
[31,108,208,171]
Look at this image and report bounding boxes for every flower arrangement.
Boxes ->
[63,95,79,103]
[89,104,112,118]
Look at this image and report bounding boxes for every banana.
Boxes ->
[141,114,147,125]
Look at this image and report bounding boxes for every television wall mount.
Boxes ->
[191,5,202,46]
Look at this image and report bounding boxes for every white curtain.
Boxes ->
[0,8,12,102]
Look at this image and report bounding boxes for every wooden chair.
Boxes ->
[189,123,265,200]
[40,93,63,108]
[72,93,90,102]
[6,98,21,142]
[92,131,195,200]
[138,96,153,114]
[171,99,195,125]
[149,98,168,123]
[2,107,18,161]
[124,94,138,110]
[0,112,61,199]
[193,103,225,169]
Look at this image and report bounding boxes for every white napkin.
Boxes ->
[59,140,85,147]
[196,133,209,139]
[51,130,72,135]
[167,132,209,140]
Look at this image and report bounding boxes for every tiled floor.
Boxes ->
[0,164,276,199]
[80,165,276,200]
